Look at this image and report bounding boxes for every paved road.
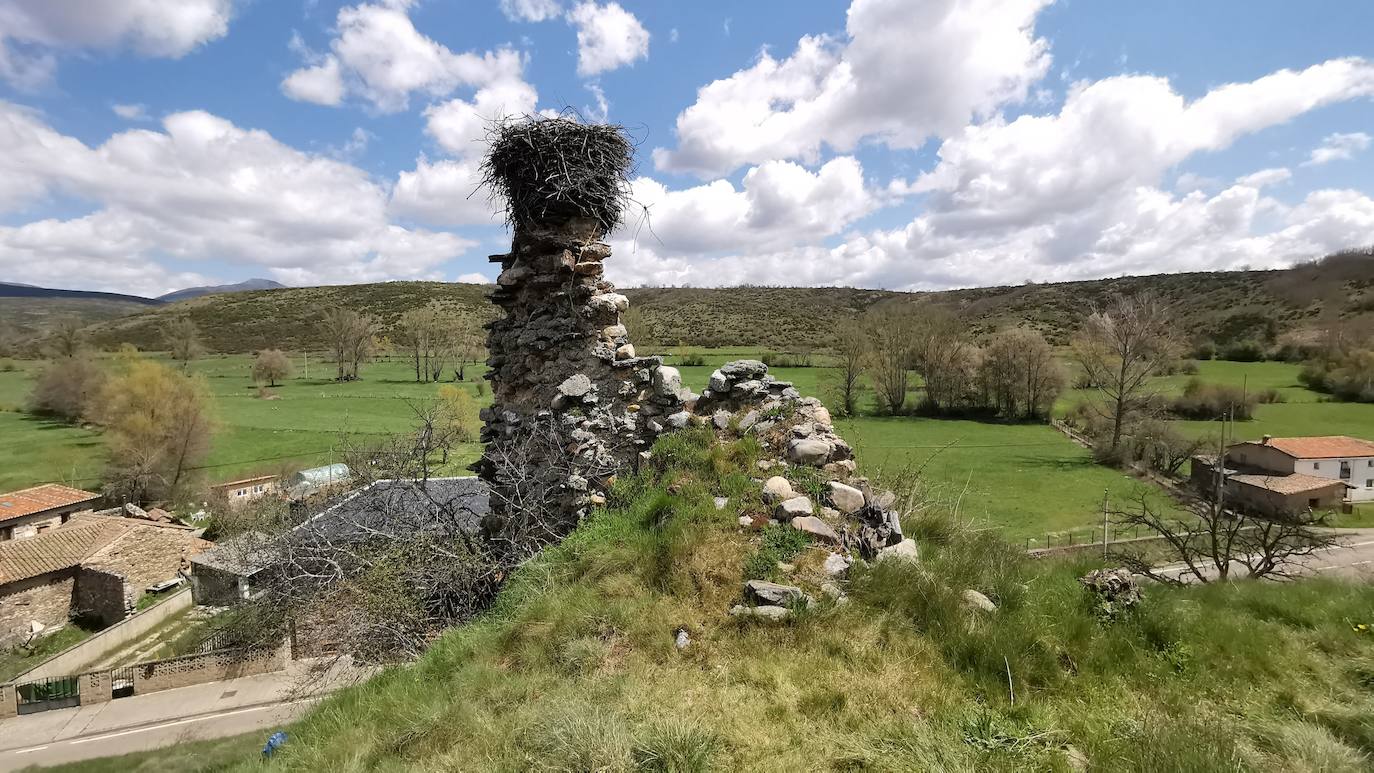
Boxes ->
[1153,529,1374,582]
[0,657,367,771]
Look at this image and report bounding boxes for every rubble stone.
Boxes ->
[775,496,814,520]
[827,481,865,514]
[790,516,841,544]
[762,476,794,503]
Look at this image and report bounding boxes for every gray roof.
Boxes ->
[194,478,488,578]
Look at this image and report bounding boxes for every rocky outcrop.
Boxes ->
[477,218,690,542]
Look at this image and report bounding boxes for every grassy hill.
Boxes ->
[65,251,1372,353]
[82,427,1373,772]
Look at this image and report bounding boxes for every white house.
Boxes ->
[1225,435,1374,503]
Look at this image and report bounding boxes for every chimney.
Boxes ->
[1262,435,1272,445]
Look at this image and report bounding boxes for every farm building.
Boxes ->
[0,484,102,542]
[285,464,352,500]
[210,475,279,508]
[1191,434,1374,515]
[0,514,209,648]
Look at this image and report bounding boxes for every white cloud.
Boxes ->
[111,102,149,121]
[0,0,235,87]
[0,101,472,294]
[654,0,1053,177]
[614,58,1374,290]
[1235,167,1291,188]
[423,77,540,157]
[626,157,876,255]
[500,0,561,22]
[281,1,528,112]
[1303,131,1372,166]
[568,2,649,77]
[389,156,496,227]
[281,54,344,105]
[455,271,491,284]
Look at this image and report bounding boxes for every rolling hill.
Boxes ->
[11,249,1374,354]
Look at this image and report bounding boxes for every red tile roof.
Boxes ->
[0,484,101,524]
[1250,436,1374,460]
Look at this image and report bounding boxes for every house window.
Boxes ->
[1309,498,1320,508]
[1366,479,1373,488]
[1314,462,1321,470]
[1341,461,1352,480]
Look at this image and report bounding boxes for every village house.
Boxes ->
[191,476,485,606]
[0,484,102,542]
[0,514,210,649]
[1191,435,1374,516]
[209,475,279,508]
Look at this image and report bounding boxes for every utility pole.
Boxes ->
[1102,488,1110,558]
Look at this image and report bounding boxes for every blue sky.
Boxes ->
[0,0,1371,296]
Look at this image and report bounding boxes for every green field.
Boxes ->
[4,352,1372,540]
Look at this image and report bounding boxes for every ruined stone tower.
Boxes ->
[476,119,692,548]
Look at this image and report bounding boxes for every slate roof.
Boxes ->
[1229,473,1350,496]
[0,484,101,524]
[1244,436,1374,460]
[193,478,488,578]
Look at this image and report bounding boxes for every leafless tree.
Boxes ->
[912,310,980,412]
[863,306,917,414]
[979,328,1067,419]
[47,316,86,358]
[829,320,867,416]
[28,356,106,422]
[1108,490,1340,584]
[320,309,377,381]
[1073,293,1177,454]
[162,316,205,370]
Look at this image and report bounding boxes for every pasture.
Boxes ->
[3,351,1372,539]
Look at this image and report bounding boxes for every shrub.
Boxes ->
[1219,339,1267,362]
[761,351,814,368]
[1190,340,1217,360]
[1169,378,1257,420]
[27,356,106,422]
[1256,387,1285,404]
[676,353,706,367]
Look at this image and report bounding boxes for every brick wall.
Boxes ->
[73,568,129,627]
[0,571,76,649]
[131,641,286,694]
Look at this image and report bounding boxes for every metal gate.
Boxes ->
[14,675,80,715]
[111,666,135,699]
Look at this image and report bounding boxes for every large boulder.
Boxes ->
[745,580,812,606]
[775,495,814,520]
[762,476,795,503]
[729,604,790,622]
[827,481,865,514]
[719,360,768,381]
[962,589,997,613]
[787,438,833,466]
[877,539,920,563]
[790,515,841,544]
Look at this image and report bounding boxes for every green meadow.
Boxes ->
[3,351,1372,539]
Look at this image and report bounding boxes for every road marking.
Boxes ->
[67,699,316,745]
[11,746,49,754]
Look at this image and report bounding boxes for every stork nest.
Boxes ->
[480,115,635,234]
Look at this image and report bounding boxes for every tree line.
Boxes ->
[827,306,1067,422]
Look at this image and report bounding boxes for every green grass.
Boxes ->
[220,428,1374,772]
[24,731,267,772]
[0,624,98,682]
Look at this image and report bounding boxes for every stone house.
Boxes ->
[0,484,102,542]
[1190,435,1374,516]
[0,514,209,649]
[210,475,279,508]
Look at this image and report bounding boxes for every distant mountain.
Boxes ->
[0,282,161,305]
[157,278,286,303]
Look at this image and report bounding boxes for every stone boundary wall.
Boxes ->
[0,635,289,718]
[16,588,192,681]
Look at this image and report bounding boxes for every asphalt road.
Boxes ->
[1154,529,1374,582]
[0,698,316,771]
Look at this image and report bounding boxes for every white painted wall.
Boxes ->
[1300,456,1374,502]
